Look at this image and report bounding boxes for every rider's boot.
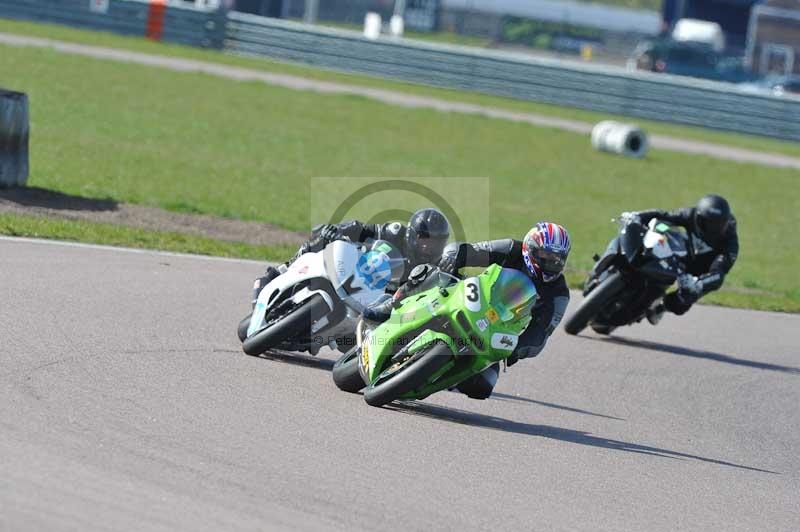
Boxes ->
[251,266,281,308]
[646,302,666,325]
[456,363,500,400]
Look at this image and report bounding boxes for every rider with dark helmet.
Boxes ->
[364,222,571,400]
[252,208,451,304]
[404,208,452,265]
[623,194,739,323]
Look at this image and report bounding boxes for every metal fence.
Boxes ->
[225,13,800,141]
[0,0,226,48]
[1,1,799,141]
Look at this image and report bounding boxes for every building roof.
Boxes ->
[441,0,662,34]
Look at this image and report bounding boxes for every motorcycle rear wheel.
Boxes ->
[363,341,451,407]
[242,295,329,356]
[564,272,625,335]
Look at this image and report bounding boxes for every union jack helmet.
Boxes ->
[522,222,571,282]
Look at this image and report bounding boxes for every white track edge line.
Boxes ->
[0,235,266,265]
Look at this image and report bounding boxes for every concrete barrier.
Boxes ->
[0,89,29,188]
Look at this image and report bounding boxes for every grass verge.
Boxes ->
[1,213,793,312]
[0,18,798,158]
[0,213,294,261]
[0,26,797,312]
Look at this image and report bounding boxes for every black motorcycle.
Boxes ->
[564,217,688,335]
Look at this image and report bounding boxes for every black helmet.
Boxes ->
[695,194,732,242]
[406,208,450,264]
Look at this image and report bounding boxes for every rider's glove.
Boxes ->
[678,273,703,295]
[438,244,462,275]
[619,211,640,224]
[676,274,703,304]
[388,264,432,309]
[362,299,393,323]
[319,224,341,243]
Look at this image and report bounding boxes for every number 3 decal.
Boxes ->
[464,278,481,312]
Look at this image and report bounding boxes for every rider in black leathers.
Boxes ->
[626,194,739,323]
[251,208,451,305]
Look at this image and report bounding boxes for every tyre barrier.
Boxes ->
[0,89,29,188]
[591,120,649,159]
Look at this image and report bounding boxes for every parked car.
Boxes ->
[628,39,758,83]
[738,75,800,97]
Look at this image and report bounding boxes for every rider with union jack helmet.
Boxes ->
[436,222,572,400]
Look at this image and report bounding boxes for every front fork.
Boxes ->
[585,237,620,295]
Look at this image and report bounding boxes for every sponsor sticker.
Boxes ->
[485,308,500,324]
[361,343,370,372]
[490,332,518,350]
[475,318,489,331]
[356,251,392,290]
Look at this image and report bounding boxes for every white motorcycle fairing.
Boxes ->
[324,240,395,312]
[643,219,688,260]
[246,251,334,338]
[246,240,399,350]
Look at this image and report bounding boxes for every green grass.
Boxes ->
[579,0,661,10]
[2,213,792,312]
[0,213,294,260]
[1,18,799,158]
[0,23,798,312]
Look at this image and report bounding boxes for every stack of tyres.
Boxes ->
[0,89,29,188]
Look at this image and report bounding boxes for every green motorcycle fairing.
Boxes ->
[360,264,538,400]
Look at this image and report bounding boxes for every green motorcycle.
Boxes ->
[332,264,538,407]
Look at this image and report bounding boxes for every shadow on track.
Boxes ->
[582,335,800,375]
[489,392,625,420]
[0,186,118,212]
[387,402,777,474]
[251,349,335,371]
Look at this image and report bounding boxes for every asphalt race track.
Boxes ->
[1,237,798,531]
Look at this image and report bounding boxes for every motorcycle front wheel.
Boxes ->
[237,313,252,343]
[332,347,365,393]
[363,341,451,407]
[242,294,329,356]
[563,272,625,335]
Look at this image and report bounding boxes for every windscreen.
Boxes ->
[490,268,538,323]
[365,239,406,285]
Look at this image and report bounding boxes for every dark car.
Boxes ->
[739,74,800,97]
[628,39,758,83]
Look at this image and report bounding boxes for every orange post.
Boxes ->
[145,0,167,41]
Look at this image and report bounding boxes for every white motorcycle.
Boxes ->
[238,239,405,356]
